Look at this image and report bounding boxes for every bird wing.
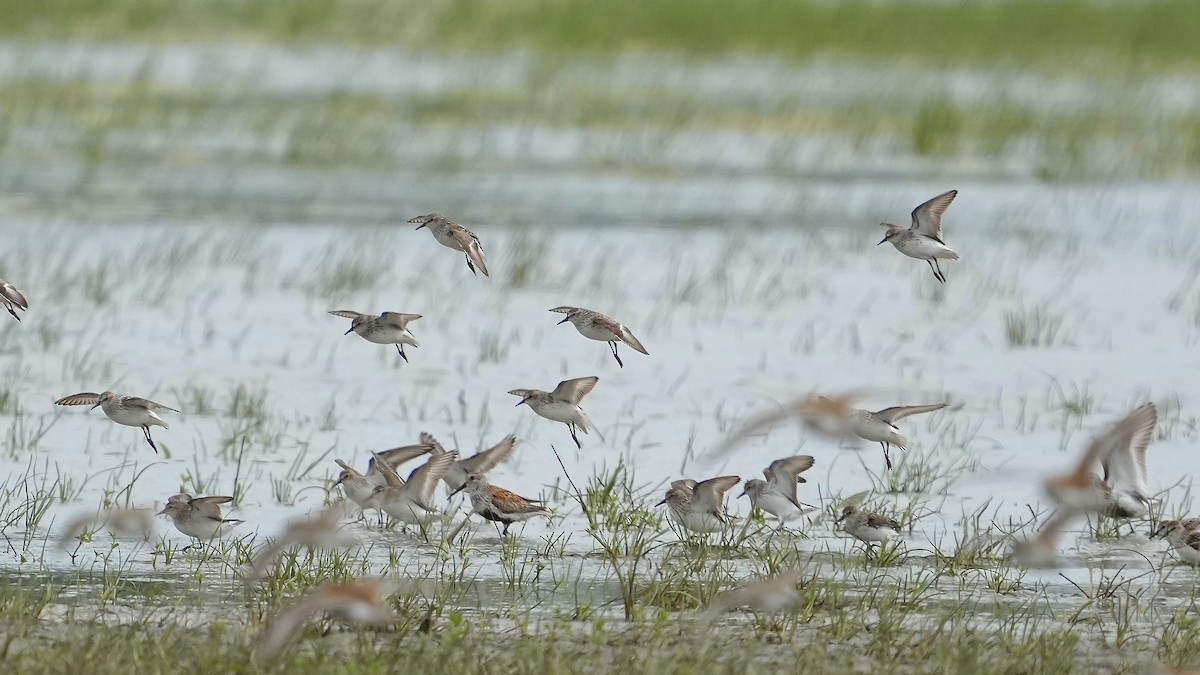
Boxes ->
[370,453,405,488]
[124,396,180,413]
[375,443,434,470]
[548,306,578,315]
[865,512,901,531]
[696,476,741,516]
[328,310,365,320]
[909,189,957,241]
[670,479,698,492]
[405,451,459,505]
[764,455,815,490]
[190,496,234,521]
[1098,403,1157,498]
[459,435,517,475]
[550,376,600,405]
[0,282,28,310]
[257,591,355,661]
[873,403,948,424]
[379,312,422,327]
[710,392,861,460]
[450,225,490,277]
[592,313,649,355]
[54,392,101,406]
[487,485,547,514]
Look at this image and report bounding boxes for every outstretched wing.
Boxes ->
[909,189,957,242]
[459,435,518,476]
[379,312,422,327]
[405,451,459,505]
[1098,403,1157,499]
[873,403,947,424]
[375,442,435,471]
[764,455,815,490]
[124,396,180,413]
[551,376,600,405]
[695,476,741,516]
[54,392,102,406]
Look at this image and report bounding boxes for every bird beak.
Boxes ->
[333,477,344,486]
[344,327,356,335]
[414,223,426,230]
[655,498,667,507]
[876,237,888,246]
[448,484,466,498]
[514,400,525,407]
[155,507,169,516]
[737,489,747,499]
[89,402,102,410]
[557,317,569,325]
[834,513,846,523]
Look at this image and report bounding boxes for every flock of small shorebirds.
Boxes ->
[5,197,1197,659]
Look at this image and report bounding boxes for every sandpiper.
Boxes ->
[656,476,741,534]
[246,506,357,582]
[157,493,243,540]
[836,505,901,547]
[333,459,383,515]
[256,578,396,662]
[0,279,28,322]
[1043,403,1158,519]
[548,307,649,368]
[1151,520,1200,565]
[57,507,155,548]
[408,213,490,277]
[509,376,599,448]
[700,568,805,619]
[329,310,421,363]
[846,402,949,470]
[740,455,816,524]
[371,448,459,528]
[878,189,960,284]
[54,390,179,453]
[451,472,552,536]
[716,391,865,460]
[416,432,518,494]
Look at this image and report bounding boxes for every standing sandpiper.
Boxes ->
[878,189,960,284]
[451,472,552,536]
[408,213,490,277]
[548,307,649,368]
[0,279,28,322]
[740,455,816,524]
[836,505,901,548]
[157,493,243,540]
[657,476,742,534]
[329,310,421,363]
[509,376,599,448]
[54,391,179,453]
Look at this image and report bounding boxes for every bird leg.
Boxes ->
[142,426,159,454]
[933,259,948,284]
[568,423,582,449]
[881,442,892,471]
[4,303,19,321]
[608,342,624,368]
[501,522,511,537]
[925,259,945,284]
[463,254,477,276]
[394,343,409,363]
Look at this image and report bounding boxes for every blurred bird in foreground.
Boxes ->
[57,507,155,548]
[245,506,357,582]
[699,568,805,621]
[256,577,396,662]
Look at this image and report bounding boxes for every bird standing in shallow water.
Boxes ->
[657,475,741,534]
[157,493,243,541]
[451,472,552,536]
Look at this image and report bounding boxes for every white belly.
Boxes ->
[752,492,802,522]
[106,406,164,429]
[382,495,435,524]
[360,325,418,347]
[576,322,619,343]
[533,401,588,428]
[431,228,463,251]
[671,505,726,533]
[895,236,957,261]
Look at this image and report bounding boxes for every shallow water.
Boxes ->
[1,42,1199,642]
